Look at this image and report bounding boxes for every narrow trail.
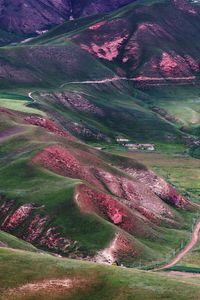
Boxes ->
[59,77,129,88]
[28,92,37,103]
[154,220,200,271]
[59,76,196,88]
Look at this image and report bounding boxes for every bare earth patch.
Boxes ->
[3,277,87,300]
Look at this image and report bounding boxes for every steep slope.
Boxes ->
[30,0,200,85]
[0,105,196,266]
[0,0,135,37]
[7,0,199,147]
[68,0,200,84]
[0,0,200,272]
[29,84,186,144]
[0,230,37,252]
[3,0,200,86]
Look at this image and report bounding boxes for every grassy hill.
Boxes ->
[0,247,200,300]
[0,0,199,150]
[0,1,200,298]
[0,103,198,267]
[0,231,37,252]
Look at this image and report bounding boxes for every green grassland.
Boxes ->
[0,0,200,288]
[0,231,37,252]
[0,107,199,268]
[172,239,200,270]
[143,85,200,135]
[23,82,186,148]
[0,75,199,269]
[0,98,45,116]
[0,2,200,299]
[0,247,200,300]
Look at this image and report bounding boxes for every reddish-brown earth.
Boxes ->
[39,92,104,116]
[0,107,194,262]
[0,0,135,36]
[31,143,192,228]
[94,233,138,264]
[0,108,15,116]
[2,204,35,231]
[71,0,200,84]
[31,145,103,189]
[0,197,80,255]
[75,184,158,238]
[24,116,75,141]
[124,168,192,209]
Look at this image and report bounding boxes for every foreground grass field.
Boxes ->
[0,247,200,300]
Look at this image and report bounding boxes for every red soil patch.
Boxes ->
[160,53,178,74]
[94,169,175,225]
[76,184,155,238]
[124,168,191,209]
[32,145,178,229]
[0,198,79,254]
[76,184,127,226]
[80,35,128,61]
[159,52,198,78]
[31,145,103,188]
[89,21,107,30]
[24,116,75,141]
[95,232,137,264]
[2,204,34,231]
[23,214,48,242]
[0,108,16,116]
[32,145,83,178]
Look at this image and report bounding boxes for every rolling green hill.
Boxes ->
[0,247,200,300]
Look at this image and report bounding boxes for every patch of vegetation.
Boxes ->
[0,97,45,116]
[0,248,200,300]
[0,231,37,252]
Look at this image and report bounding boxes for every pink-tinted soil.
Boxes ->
[24,116,75,141]
[75,184,157,238]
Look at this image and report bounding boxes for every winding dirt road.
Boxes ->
[154,220,200,271]
[59,76,196,88]
[59,77,128,87]
[28,92,37,103]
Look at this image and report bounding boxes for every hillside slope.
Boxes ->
[0,0,135,38]
[0,104,197,266]
[0,247,200,300]
[3,0,200,86]
[49,0,200,85]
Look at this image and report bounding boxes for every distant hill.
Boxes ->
[0,0,135,37]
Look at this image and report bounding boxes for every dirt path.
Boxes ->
[154,220,200,271]
[94,234,119,264]
[59,77,128,88]
[4,277,86,300]
[28,92,37,104]
[59,76,196,88]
